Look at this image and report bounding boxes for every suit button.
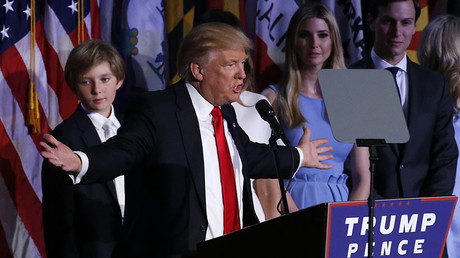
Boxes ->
[400,164,405,169]
[200,225,207,232]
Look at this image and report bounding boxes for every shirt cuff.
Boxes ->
[68,151,89,184]
[293,147,303,177]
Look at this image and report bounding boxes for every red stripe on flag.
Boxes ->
[90,0,101,39]
[0,122,46,257]
[0,45,52,147]
[68,26,91,46]
[36,21,78,120]
[68,29,79,47]
[254,36,282,92]
[0,47,29,116]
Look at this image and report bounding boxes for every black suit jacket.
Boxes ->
[81,81,299,257]
[42,105,123,258]
[350,57,458,199]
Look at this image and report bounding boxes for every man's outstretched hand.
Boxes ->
[40,134,82,172]
[297,126,333,169]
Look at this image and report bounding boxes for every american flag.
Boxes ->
[0,0,99,257]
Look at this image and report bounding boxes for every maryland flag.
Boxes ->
[164,0,206,85]
[407,0,428,63]
[164,0,246,85]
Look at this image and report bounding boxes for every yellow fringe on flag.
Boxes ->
[26,0,40,134]
[78,0,85,44]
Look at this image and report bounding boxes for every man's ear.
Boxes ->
[368,13,375,32]
[190,62,204,81]
[116,79,124,90]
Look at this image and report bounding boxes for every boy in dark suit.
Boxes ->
[41,40,125,258]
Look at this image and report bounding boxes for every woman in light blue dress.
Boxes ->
[258,3,370,211]
[418,14,460,258]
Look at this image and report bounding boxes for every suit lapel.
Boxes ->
[401,60,422,158]
[74,106,120,204]
[174,83,207,213]
[221,105,246,165]
[222,104,259,225]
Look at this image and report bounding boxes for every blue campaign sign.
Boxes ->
[326,197,457,258]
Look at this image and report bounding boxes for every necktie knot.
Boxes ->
[385,67,400,81]
[211,107,222,120]
[102,119,115,140]
[385,67,402,101]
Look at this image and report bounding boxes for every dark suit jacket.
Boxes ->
[81,81,299,257]
[42,105,123,258]
[350,57,458,199]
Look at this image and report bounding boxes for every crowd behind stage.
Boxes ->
[39,0,460,257]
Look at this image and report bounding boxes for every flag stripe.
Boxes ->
[14,32,55,135]
[0,115,45,257]
[43,4,76,71]
[90,0,101,39]
[38,16,78,120]
[18,30,63,129]
[0,64,46,203]
[0,46,30,120]
[0,45,50,151]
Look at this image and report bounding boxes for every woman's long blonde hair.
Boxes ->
[277,3,345,127]
[418,14,460,110]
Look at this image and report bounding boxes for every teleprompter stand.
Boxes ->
[355,138,386,257]
[318,69,409,258]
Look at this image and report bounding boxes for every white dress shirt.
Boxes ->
[185,83,245,240]
[81,104,125,219]
[371,48,409,115]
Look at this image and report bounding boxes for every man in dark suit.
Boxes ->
[350,0,458,199]
[40,23,334,257]
[42,40,126,257]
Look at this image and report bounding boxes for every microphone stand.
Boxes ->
[269,132,290,215]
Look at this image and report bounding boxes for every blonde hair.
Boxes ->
[277,3,345,127]
[176,22,253,85]
[65,40,125,92]
[418,14,460,110]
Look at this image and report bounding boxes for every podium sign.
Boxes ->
[327,197,457,258]
[197,197,456,257]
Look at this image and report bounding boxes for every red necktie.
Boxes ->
[211,107,241,234]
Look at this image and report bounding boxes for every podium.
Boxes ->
[197,196,457,258]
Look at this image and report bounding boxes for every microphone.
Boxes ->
[255,100,291,147]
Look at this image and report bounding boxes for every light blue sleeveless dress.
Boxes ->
[270,85,354,209]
